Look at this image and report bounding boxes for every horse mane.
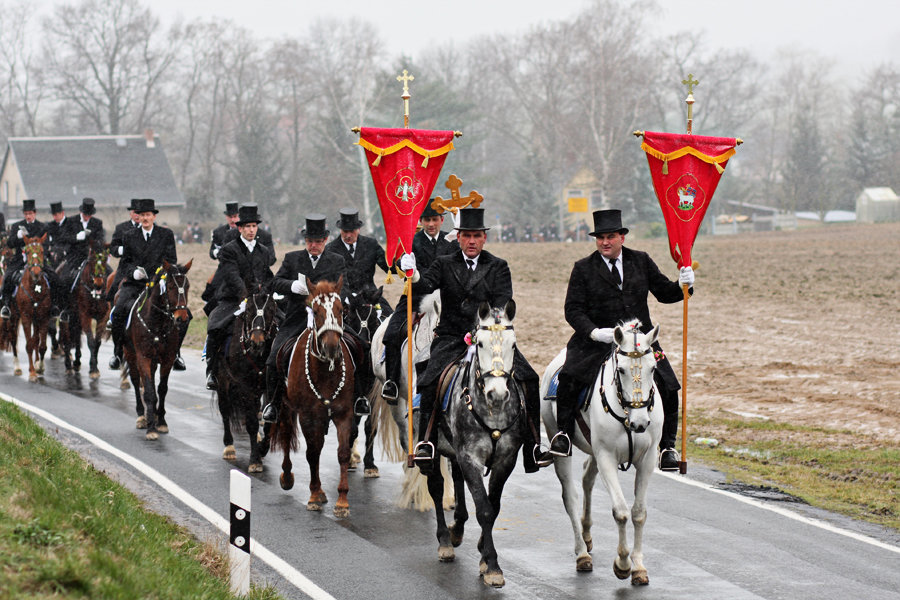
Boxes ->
[309,278,342,298]
[617,318,643,333]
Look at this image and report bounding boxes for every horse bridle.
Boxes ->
[303,292,347,408]
[135,267,189,341]
[346,298,383,341]
[19,242,50,307]
[80,249,109,300]
[599,328,657,471]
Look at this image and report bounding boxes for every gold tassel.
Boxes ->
[384,272,394,284]
[421,155,430,168]
[662,159,668,175]
[715,162,725,174]
[373,153,383,167]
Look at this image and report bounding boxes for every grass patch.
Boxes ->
[186,313,208,350]
[687,408,900,531]
[0,400,283,600]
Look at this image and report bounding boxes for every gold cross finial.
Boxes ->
[433,174,483,215]
[397,69,414,97]
[682,73,699,95]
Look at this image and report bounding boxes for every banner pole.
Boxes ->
[405,274,415,468]
[679,284,689,474]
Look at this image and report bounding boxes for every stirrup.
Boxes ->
[354,396,370,416]
[413,440,435,462]
[59,310,69,324]
[0,306,9,319]
[549,431,572,457]
[381,380,399,403]
[261,403,278,424]
[206,372,217,391]
[534,444,554,468]
[658,447,680,471]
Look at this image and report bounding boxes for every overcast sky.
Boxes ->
[138,0,899,77]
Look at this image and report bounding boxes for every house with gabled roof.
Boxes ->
[0,131,184,228]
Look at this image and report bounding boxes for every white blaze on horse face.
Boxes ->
[474,312,516,403]
[311,292,343,361]
[614,328,658,433]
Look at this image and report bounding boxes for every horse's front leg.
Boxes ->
[156,361,172,433]
[596,453,632,580]
[448,458,468,547]
[277,408,295,490]
[362,414,379,478]
[629,449,657,586]
[300,415,327,510]
[246,389,263,473]
[333,411,353,518]
[10,318,22,376]
[425,457,454,562]
[581,452,600,558]
[457,453,504,588]
[88,319,101,378]
[37,317,48,373]
[141,359,160,440]
[218,385,236,461]
[23,318,38,381]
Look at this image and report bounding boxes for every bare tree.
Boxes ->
[0,1,44,139]
[41,0,180,134]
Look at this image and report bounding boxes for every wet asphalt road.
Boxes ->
[2,345,899,600]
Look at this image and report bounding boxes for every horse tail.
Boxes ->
[270,405,300,453]
[372,392,404,462]
[396,459,455,512]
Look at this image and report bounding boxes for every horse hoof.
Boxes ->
[66,369,73,375]
[73,362,81,371]
[135,416,147,429]
[14,368,22,376]
[613,560,631,580]
[482,570,505,588]
[449,523,464,548]
[120,381,130,390]
[156,424,169,434]
[280,473,294,490]
[223,446,236,461]
[583,533,593,553]
[306,501,322,512]
[576,554,593,572]
[90,370,100,380]
[631,569,649,586]
[28,374,38,382]
[438,546,455,562]
[248,463,263,473]
[146,431,159,441]
[333,505,350,519]
[363,468,380,478]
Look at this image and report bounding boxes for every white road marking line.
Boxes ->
[2,392,337,600]
[656,469,900,554]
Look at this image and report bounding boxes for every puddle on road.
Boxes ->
[715,482,807,504]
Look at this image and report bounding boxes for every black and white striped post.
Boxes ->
[229,470,251,596]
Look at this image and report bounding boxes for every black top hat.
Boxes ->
[420,199,442,220]
[302,213,329,239]
[236,203,263,226]
[50,201,64,214]
[22,199,36,212]
[335,208,363,231]
[127,198,139,211]
[588,209,629,236]
[80,197,96,215]
[455,207,490,231]
[133,198,159,214]
[224,202,239,216]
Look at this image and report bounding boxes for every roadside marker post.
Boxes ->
[229,470,251,596]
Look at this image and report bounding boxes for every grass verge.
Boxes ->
[0,400,283,600]
[687,408,900,531]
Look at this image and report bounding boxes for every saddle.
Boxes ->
[274,333,301,375]
[544,366,592,411]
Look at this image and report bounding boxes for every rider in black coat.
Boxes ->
[324,208,390,299]
[205,204,275,390]
[380,202,457,400]
[108,199,178,369]
[56,199,106,319]
[208,202,240,261]
[261,215,347,423]
[403,208,551,474]
[1,199,62,319]
[548,210,695,471]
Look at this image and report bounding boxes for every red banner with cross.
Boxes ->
[357,127,455,266]
[641,131,737,268]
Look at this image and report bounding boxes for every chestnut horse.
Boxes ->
[272,277,356,518]
[59,241,111,377]
[123,260,192,440]
[9,235,53,381]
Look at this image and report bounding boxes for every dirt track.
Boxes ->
[181,222,900,445]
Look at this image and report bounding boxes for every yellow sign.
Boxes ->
[568,197,588,213]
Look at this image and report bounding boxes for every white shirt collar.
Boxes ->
[241,236,256,252]
[142,226,154,238]
[462,252,480,267]
[81,217,90,228]
[602,251,622,268]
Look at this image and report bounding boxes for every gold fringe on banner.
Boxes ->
[641,142,735,171]
[357,138,454,168]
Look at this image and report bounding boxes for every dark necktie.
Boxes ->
[349,243,355,258]
[609,257,621,286]
[466,258,475,271]
[310,255,318,268]
[145,232,151,243]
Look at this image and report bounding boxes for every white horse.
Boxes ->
[540,319,663,585]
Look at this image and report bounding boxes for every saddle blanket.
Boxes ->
[544,366,590,410]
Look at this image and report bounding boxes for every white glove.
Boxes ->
[212,247,219,258]
[133,267,147,280]
[117,246,124,256]
[590,328,615,343]
[679,266,695,287]
[233,299,247,316]
[76,230,87,241]
[17,228,25,239]
[290,279,308,295]
[399,253,416,271]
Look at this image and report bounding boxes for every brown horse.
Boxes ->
[60,241,112,377]
[122,260,192,440]
[8,234,53,382]
[272,277,356,518]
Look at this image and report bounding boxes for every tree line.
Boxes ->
[1,0,898,238]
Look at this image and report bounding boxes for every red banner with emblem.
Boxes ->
[641,131,737,268]
[358,127,455,266]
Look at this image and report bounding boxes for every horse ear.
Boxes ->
[306,276,314,294]
[183,258,193,272]
[648,324,660,346]
[335,274,344,294]
[504,299,516,321]
[614,325,625,346]
[478,301,491,321]
[39,232,48,243]
[162,259,170,271]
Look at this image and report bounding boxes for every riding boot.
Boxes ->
[519,378,552,472]
[205,333,220,390]
[109,314,124,370]
[413,383,438,474]
[658,387,680,471]
[382,338,401,401]
[261,366,283,424]
[173,314,189,371]
[550,374,577,456]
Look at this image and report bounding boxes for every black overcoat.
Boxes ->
[207,239,275,332]
[57,216,105,266]
[118,226,178,291]
[271,250,346,340]
[324,234,388,295]
[6,219,48,270]
[561,246,688,391]
[110,219,141,258]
